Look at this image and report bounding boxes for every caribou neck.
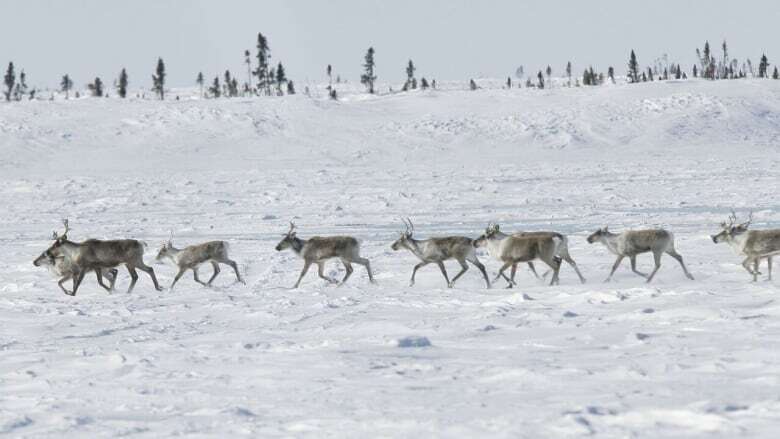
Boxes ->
[600,232,621,254]
[402,237,425,259]
[290,236,306,255]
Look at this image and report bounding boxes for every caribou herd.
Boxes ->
[33,212,779,295]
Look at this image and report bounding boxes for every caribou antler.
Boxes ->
[740,211,754,229]
[722,210,738,229]
[287,221,297,236]
[406,217,415,235]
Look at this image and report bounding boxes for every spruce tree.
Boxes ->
[196,72,204,98]
[469,79,477,90]
[773,67,779,80]
[566,61,572,86]
[628,50,639,83]
[223,70,232,96]
[506,76,511,89]
[759,54,769,78]
[117,68,128,98]
[420,77,429,89]
[327,64,333,90]
[287,80,295,94]
[152,58,166,99]
[360,47,377,94]
[3,62,15,101]
[15,69,27,100]
[406,60,416,90]
[546,65,552,87]
[275,62,287,95]
[244,49,252,89]
[693,64,698,78]
[607,66,615,83]
[60,74,73,99]
[209,76,221,98]
[537,70,544,89]
[253,33,271,95]
[88,77,103,97]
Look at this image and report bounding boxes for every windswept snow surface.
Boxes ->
[1,80,779,437]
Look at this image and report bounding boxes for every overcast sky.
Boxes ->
[3,0,779,89]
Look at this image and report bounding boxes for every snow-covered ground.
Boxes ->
[1,79,779,437]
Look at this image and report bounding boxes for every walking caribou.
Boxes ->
[587,226,694,283]
[711,211,780,281]
[40,220,162,295]
[390,218,490,288]
[473,223,564,287]
[156,236,243,289]
[34,246,118,295]
[275,222,374,288]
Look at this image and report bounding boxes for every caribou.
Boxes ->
[473,224,563,287]
[275,222,374,288]
[390,218,490,288]
[40,220,162,295]
[34,246,118,295]
[156,236,243,289]
[711,211,780,281]
[477,226,586,284]
[587,227,694,283]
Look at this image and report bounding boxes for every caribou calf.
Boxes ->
[34,250,118,295]
[275,222,374,288]
[156,238,243,289]
[43,220,162,295]
[587,227,694,283]
[711,211,780,281]
[390,218,490,288]
[474,224,562,287]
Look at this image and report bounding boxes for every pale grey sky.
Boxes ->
[2,0,779,89]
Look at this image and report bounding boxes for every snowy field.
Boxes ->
[1,79,779,437]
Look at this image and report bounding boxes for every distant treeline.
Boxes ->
[2,37,777,102]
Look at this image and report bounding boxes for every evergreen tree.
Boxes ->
[3,62,15,101]
[647,67,654,81]
[60,74,73,99]
[722,40,729,78]
[253,33,271,95]
[566,61,572,86]
[759,54,769,78]
[326,64,333,90]
[196,72,204,98]
[469,78,477,90]
[607,66,615,83]
[88,77,103,97]
[773,67,779,80]
[663,67,669,80]
[209,76,221,98]
[287,80,295,94]
[360,47,377,93]
[420,77,429,89]
[152,57,166,99]
[223,70,232,96]
[244,49,252,89]
[329,88,338,100]
[537,70,544,89]
[275,62,287,95]
[405,60,416,90]
[506,76,511,89]
[641,72,647,82]
[628,50,639,83]
[117,68,128,98]
[675,65,682,80]
[546,65,552,87]
[15,69,27,100]
[693,64,698,78]
[231,78,238,96]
